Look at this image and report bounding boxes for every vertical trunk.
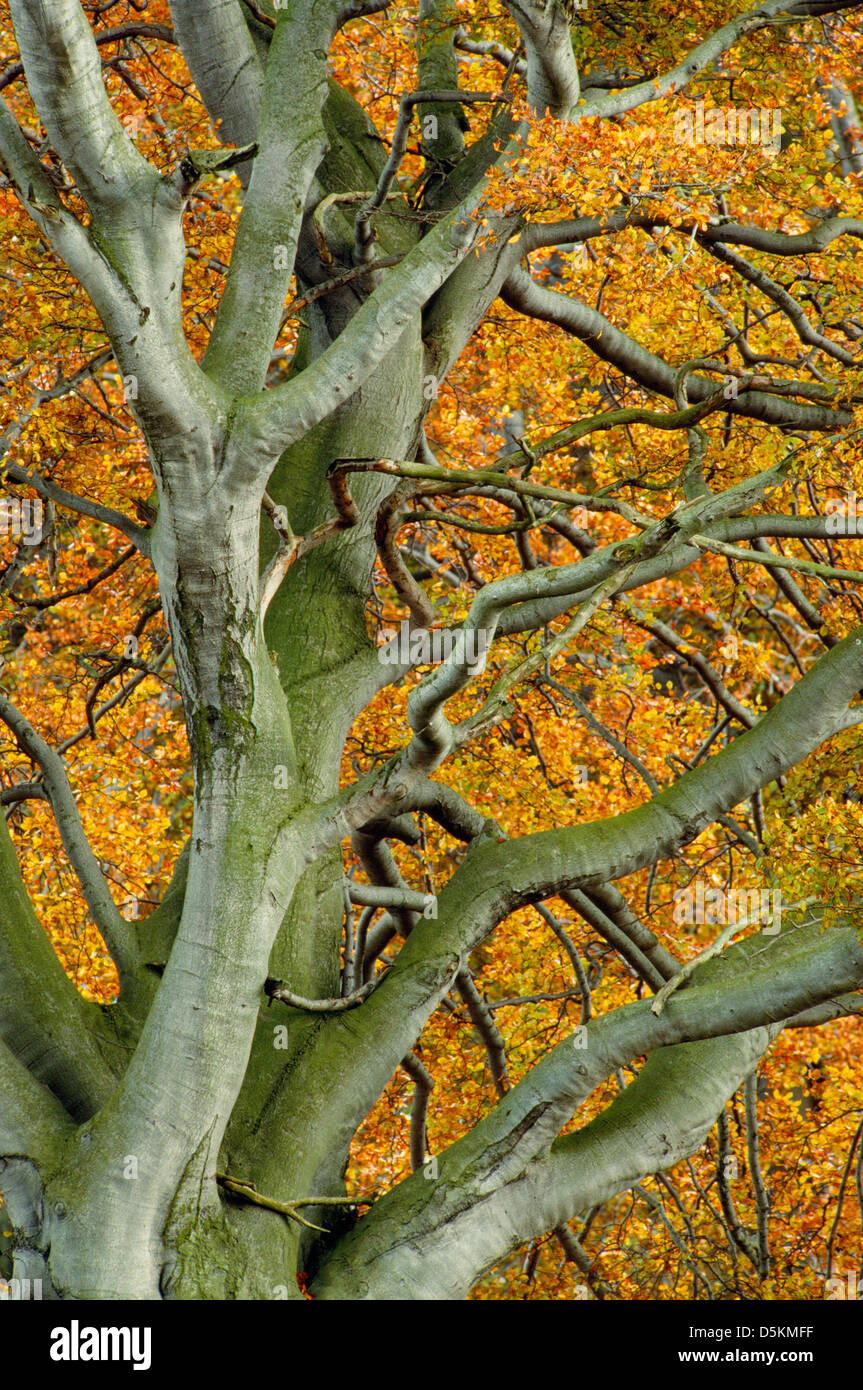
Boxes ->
[24,470,305,1297]
[12,356,431,1296]
[221,354,428,1270]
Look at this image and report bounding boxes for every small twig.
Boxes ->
[744,1072,771,1280]
[57,646,173,756]
[554,1221,616,1300]
[534,902,592,1023]
[216,1173,376,1231]
[651,898,817,1014]
[282,255,405,321]
[826,1113,863,1277]
[84,597,162,737]
[716,1108,760,1269]
[516,433,538,479]
[488,985,586,1011]
[456,966,510,1096]
[312,191,402,269]
[9,544,137,611]
[401,1052,433,1171]
[238,0,276,28]
[264,975,379,1013]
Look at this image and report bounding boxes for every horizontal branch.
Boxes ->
[217,1173,375,1231]
[0,21,176,92]
[264,976,379,1014]
[578,0,822,122]
[346,880,436,912]
[4,464,150,555]
[524,210,863,258]
[501,266,852,432]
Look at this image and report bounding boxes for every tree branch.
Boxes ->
[200,3,342,393]
[233,183,486,485]
[167,0,263,156]
[0,695,137,983]
[578,0,826,122]
[501,266,852,432]
[401,1051,433,1171]
[4,463,150,556]
[312,917,863,1297]
[0,22,177,93]
[9,0,156,212]
[0,814,115,1120]
[502,0,580,118]
[0,1034,74,1160]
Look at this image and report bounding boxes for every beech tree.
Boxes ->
[1,0,863,1301]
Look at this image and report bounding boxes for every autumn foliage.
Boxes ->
[1,0,862,1299]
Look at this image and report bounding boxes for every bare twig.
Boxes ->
[217,1173,375,1232]
[265,975,379,1013]
[401,1052,433,1171]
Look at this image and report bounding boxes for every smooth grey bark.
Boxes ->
[503,0,580,118]
[167,0,264,156]
[313,920,863,1297]
[1,0,862,1302]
